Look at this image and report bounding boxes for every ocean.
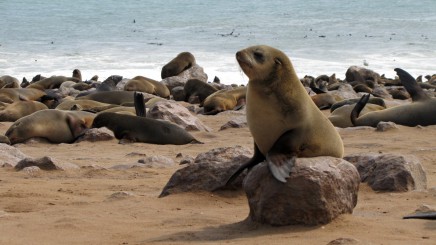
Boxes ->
[1,0,435,85]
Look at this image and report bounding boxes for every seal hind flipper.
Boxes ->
[225,143,265,186]
[394,68,430,102]
[266,153,296,183]
[350,93,371,126]
[403,212,436,220]
[134,92,146,117]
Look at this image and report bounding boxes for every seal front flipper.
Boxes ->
[394,68,430,101]
[350,93,370,126]
[134,92,146,117]
[403,211,436,220]
[224,143,265,187]
[266,153,296,183]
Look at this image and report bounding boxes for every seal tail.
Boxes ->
[134,92,146,117]
[350,93,370,126]
[394,68,430,102]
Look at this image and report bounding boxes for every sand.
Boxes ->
[0,110,435,245]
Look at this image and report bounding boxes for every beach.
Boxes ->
[0,107,435,244]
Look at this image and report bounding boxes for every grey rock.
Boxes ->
[0,144,29,167]
[345,66,381,84]
[75,128,114,142]
[194,145,253,164]
[22,166,41,175]
[162,64,208,91]
[147,100,211,131]
[15,156,80,171]
[327,238,360,245]
[219,117,247,130]
[0,135,11,145]
[376,121,398,132]
[138,155,176,168]
[244,157,360,226]
[344,153,427,191]
[106,191,135,201]
[179,156,195,165]
[372,85,393,99]
[329,84,359,100]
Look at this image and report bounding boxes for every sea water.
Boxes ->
[1,0,435,84]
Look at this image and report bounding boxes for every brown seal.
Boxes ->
[0,75,20,88]
[202,86,247,115]
[161,52,196,79]
[0,100,48,122]
[76,91,138,105]
[55,99,120,111]
[227,45,344,183]
[27,75,80,90]
[0,88,47,103]
[124,76,170,98]
[5,110,95,144]
[72,69,82,82]
[329,103,386,128]
[351,68,436,127]
[183,79,218,105]
[91,112,202,145]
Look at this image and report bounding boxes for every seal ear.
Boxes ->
[274,58,282,66]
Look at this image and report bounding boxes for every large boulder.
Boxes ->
[0,144,28,167]
[345,66,381,84]
[344,153,427,191]
[243,157,360,226]
[161,64,208,91]
[147,100,211,131]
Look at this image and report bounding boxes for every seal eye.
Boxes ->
[253,51,264,63]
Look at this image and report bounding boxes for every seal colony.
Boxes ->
[227,45,344,183]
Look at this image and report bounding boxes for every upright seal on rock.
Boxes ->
[227,45,344,183]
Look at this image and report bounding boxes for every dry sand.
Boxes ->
[0,109,435,245]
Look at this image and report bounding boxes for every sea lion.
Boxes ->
[0,100,48,122]
[6,110,95,144]
[161,52,196,79]
[0,88,46,103]
[124,76,170,98]
[202,86,247,115]
[72,69,82,82]
[0,75,20,88]
[330,97,386,112]
[91,112,202,145]
[27,75,80,90]
[227,45,344,183]
[310,93,340,110]
[329,103,386,128]
[184,79,218,105]
[351,68,436,127]
[56,99,120,111]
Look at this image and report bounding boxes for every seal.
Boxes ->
[55,99,120,111]
[91,112,202,145]
[5,109,95,144]
[27,75,80,90]
[124,76,170,98]
[161,52,196,79]
[202,86,247,115]
[0,100,48,122]
[72,69,82,82]
[351,68,436,127]
[227,45,344,183]
[0,75,20,88]
[76,91,138,105]
[328,103,386,128]
[0,88,47,103]
[184,79,218,105]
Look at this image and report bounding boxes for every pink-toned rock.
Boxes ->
[244,157,359,226]
[147,100,211,131]
[75,128,114,142]
[162,64,208,91]
[344,153,427,191]
[0,144,29,167]
[219,117,247,130]
[15,156,80,171]
[194,145,253,164]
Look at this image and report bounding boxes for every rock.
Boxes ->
[345,66,381,84]
[162,64,208,91]
[329,84,359,100]
[22,166,41,175]
[159,155,250,197]
[147,100,211,131]
[327,238,360,245]
[106,191,135,201]
[244,157,359,226]
[194,145,253,164]
[371,85,393,99]
[171,86,185,100]
[219,117,248,130]
[75,128,114,142]
[344,153,427,191]
[179,156,195,165]
[376,121,398,132]
[15,156,80,171]
[138,156,176,168]
[0,144,29,167]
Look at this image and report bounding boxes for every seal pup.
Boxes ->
[351,68,436,127]
[124,76,170,98]
[202,86,247,115]
[0,100,48,122]
[6,110,95,144]
[161,52,196,79]
[183,79,218,105]
[227,45,344,183]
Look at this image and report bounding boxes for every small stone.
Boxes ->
[376,121,398,131]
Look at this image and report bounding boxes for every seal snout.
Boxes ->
[236,51,253,70]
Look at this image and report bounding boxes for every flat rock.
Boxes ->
[147,100,211,131]
[194,145,253,164]
[244,157,360,226]
[0,144,29,167]
[344,153,427,191]
[75,128,114,142]
[15,156,80,171]
[376,121,398,132]
[138,156,176,168]
[219,117,248,130]
[327,238,360,245]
